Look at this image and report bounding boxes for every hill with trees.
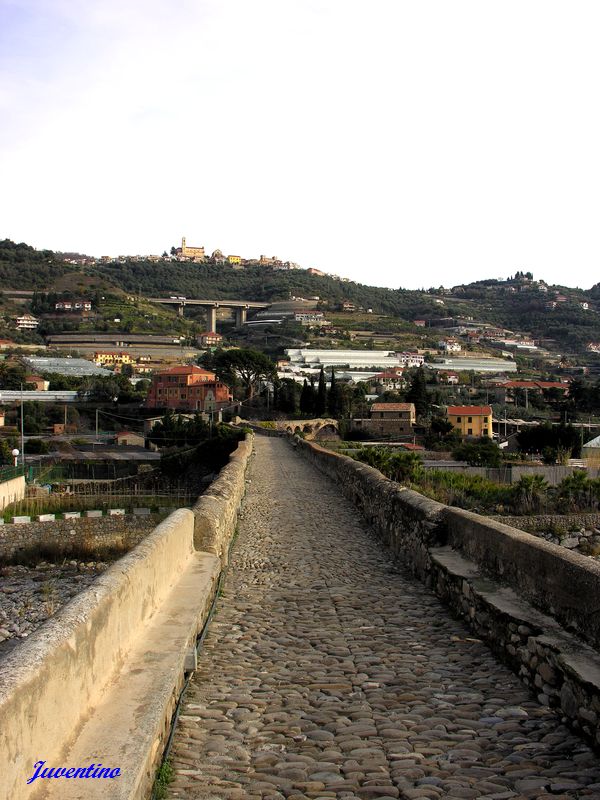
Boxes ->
[2,239,600,353]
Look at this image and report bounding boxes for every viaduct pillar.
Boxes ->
[235,307,248,327]
[207,305,218,331]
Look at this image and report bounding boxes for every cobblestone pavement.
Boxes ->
[167,438,600,800]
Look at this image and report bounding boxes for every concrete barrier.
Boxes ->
[192,433,253,564]
[0,508,220,799]
[294,437,600,747]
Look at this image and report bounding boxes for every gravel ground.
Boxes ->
[0,560,109,658]
[166,438,600,800]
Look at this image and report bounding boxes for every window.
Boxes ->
[468,428,473,435]
[483,428,488,435]
[468,416,472,423]
[456,416,461,422]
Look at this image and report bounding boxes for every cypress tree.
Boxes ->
[299,379,311,415]
[406,367,429,418]
[316,367,327,416]
[328,368,342,418]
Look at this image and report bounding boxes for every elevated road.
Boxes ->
[149,297,271,327]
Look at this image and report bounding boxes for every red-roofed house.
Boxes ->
[491,380,569,404]
[145,365,232,411]
[368,370,406,392]
[25,375,49,391]
[446,405,493,439]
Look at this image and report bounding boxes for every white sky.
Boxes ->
[1,0,600,290]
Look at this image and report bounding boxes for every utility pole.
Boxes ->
[96,408,99,439]
[20,384,25,468]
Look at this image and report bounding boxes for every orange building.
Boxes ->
[447,405,493,438]
[145,365,232,412]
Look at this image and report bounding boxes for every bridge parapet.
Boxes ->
[0,434,254,799]
[192,433,253,564]
[294,436,600,748]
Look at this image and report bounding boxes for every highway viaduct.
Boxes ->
[149,297,271,329]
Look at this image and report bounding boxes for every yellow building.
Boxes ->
[227,255,242,265]
[93,351,135,367]
[447,405,493,438]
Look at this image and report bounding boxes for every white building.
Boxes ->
[286,348,405,370]
[438,339,462,353]
[15,314,39,330]
[397,352,425,367]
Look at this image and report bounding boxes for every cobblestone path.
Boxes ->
[167,438,600,800]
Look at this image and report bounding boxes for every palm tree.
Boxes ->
[512,475,548,513]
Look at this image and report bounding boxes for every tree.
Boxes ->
[299,379,315,416]
[212,348,275,399]
[512,475,548,513]
[327,368,342,418]
[452,439,502,467]
[406,368,429,418]
[275,378,300,414]
[0,362,28,390]
[147,410,210,448]
[316,367,327,416]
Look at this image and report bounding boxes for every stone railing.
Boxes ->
[0,433,254,799]
[294,437,600,748]
[192,433,253,564]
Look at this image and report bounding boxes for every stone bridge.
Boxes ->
[3,435,600,799]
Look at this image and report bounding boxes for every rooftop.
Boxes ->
[23,357,112,377]
[156,365,216,377]
[371,402,415,411]
[447,405,492,416]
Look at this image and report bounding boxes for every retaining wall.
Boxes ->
[495,513,600,533]
[295,437,600,748]
[0,514,163,560]
[192,433,253,563]
[0,475,25,511]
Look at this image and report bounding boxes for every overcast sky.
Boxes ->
[1,1,599,290]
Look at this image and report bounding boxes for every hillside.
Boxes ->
[0,240,78,289]
[2,239,600,354]
[89,261,600,353]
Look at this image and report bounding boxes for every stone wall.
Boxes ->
[0,514,164,561]
[294,436,600,748]
[496,513,600,534]
[192,433,253,564]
